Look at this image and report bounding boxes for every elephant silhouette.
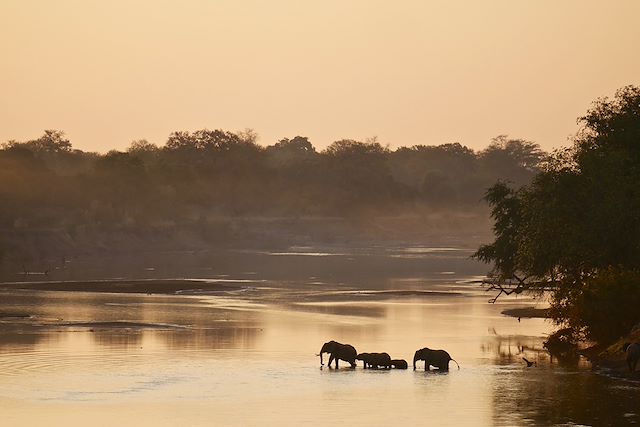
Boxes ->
[319,340,357,368]
[390,359,408,369]
[413,347,459,371]
[356,352,391,369]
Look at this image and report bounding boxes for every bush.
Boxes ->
[571,268,640,343]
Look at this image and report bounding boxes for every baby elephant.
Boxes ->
[356,352,392,369]
[390,359,408,369]
[623,342,640,372]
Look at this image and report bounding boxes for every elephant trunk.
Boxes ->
[413,352,419,370]
[320,348,324,365]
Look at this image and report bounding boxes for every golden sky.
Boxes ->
[1,0,639,152]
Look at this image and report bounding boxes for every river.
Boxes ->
[0,246,637,426]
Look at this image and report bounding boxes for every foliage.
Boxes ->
[0,127,543,229]
[563,268,640,343]
[474,85,640,343]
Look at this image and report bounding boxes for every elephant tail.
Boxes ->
[451,359,460,370]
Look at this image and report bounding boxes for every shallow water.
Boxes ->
[0,247,638,426]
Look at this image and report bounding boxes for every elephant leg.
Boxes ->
[335,358,339,368]
[328,354,335,368]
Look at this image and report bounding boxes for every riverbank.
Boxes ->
[503,305,640,380]
[580,326,640,380]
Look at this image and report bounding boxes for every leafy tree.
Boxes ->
[479,136,544,188]
[3,129,73,153]
[267,136,316,166]
[322,139,400,210]
[474,85,640,343]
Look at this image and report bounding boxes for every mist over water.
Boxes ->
[1,247,637,426]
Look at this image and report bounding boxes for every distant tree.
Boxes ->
[321,139,402,210]
[2,130,73,153]
[127,139,158,154]
[479,136,544,188]
[481,136,543,171]
[165,129,254,152]
[267,136,316,166]
[272,136,315,154]
[389,143,481,206]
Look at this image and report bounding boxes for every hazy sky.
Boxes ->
[1,0,639,153]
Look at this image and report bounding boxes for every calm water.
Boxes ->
[0,246,638,426]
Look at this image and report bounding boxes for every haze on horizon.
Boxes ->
[1,0,639,153]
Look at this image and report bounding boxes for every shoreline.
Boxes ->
[502,306,640,380]
[0,278,245,295]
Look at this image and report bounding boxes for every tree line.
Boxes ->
[0,130,544,234]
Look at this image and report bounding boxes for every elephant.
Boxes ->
[623,342,640,372]
[355,352,372,368]
[356,352,391,369]
[319,340,357,368]
[413,347,459,371]
[390,359,408,369]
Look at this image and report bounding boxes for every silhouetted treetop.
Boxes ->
[165,129,260,152]
[579,85,640,145]
[324,139,389,157]
[481,136,544,172]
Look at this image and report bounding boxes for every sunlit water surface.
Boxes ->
[0,247,638,426]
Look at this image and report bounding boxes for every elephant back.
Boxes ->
[343,344,357,359]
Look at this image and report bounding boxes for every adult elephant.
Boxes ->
[413,347,459,371]
[319,340,357,368]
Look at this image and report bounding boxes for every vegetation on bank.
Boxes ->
[474,85,640,347]
[0,128,542,261]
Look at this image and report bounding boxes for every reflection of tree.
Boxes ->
[285,303,385,319]
[0,331,48,349]
[490,359,639,426]
[484,330,637,425]
[159,328,261,350]
[481,334,547,365]
[90,330,144,348]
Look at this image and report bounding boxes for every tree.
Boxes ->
[127,139,158,154]
[321,139,399,210]
[474,85,640,343]
[479,136,544,188]
[266,136,316,167]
